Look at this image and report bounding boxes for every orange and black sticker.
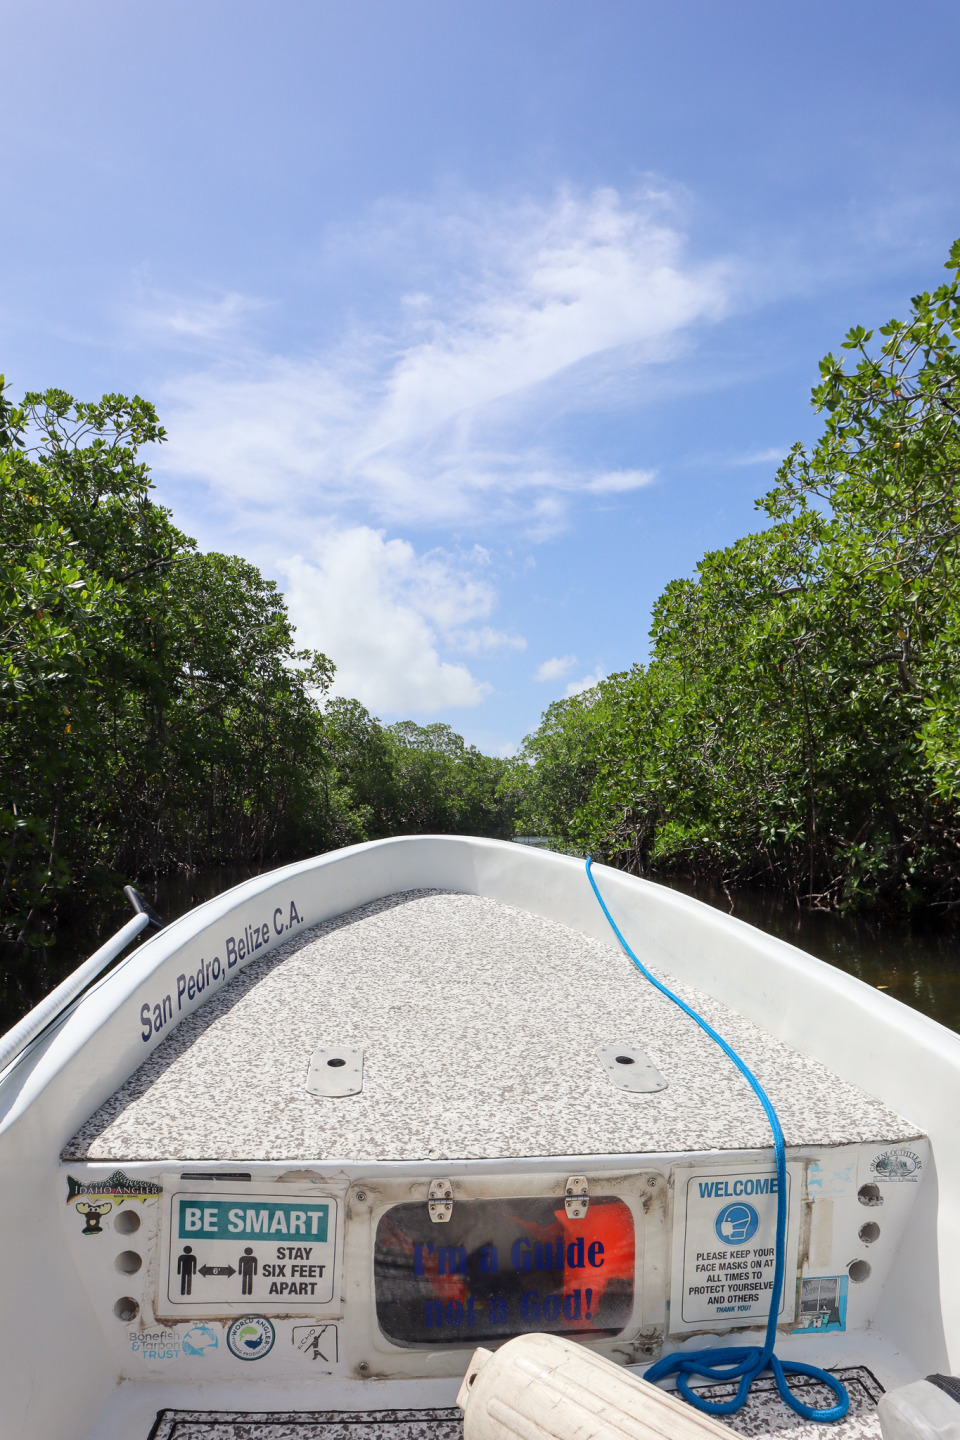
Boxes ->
[374,1196,634,1346]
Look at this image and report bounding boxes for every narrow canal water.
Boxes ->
[0,865,262,1032]
[516,838,960,1033]
[3,851,960,1034]
[658,875,960,1032]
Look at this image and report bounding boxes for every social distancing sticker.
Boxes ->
[162,1190,339,1312]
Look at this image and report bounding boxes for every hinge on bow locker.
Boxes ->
[564,1175,589,1219]
[428,1178,453,1223]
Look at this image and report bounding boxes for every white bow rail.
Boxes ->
[0,887,162,1077]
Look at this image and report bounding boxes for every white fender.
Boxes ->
[457,1333,732,1440]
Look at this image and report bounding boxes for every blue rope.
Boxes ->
[585,858,849,1422]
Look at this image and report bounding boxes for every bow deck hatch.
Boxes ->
[63,890,919,1163]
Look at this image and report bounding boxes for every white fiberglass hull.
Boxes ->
[0,836,952,1440]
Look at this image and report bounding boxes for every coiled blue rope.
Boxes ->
[585,857,849,1422]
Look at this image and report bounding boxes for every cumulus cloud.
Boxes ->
[156,185,731,531]
[535,654,577,682]
[564,667,606,697]
[278,526,512,713]
[143,187,735,719]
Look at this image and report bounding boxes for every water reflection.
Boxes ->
[0,864,265,1032]
[518,840,960,1032]
[657,876,960,1032]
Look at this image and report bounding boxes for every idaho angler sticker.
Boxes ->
[67,1170,162,1233]
[67,1170,163,1203]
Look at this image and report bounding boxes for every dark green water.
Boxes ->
[515,837,960,1031]
[658,876,960,1031]
[0,865,262,1032]
[3,854,960,1035]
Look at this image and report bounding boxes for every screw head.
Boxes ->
[355,1190,366,1202]
[358,1361,370,1374]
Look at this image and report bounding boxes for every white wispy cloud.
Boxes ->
[534,654,577,682]
[155,185,732,532]
[732,446,788,467]
[448,626,527,655]
[132,289,260,344]
[278,526,509,713]
[144,186,734,718]
[585,469,657,494]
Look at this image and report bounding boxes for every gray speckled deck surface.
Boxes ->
[693,1365,880,1434]
[65,890,919,1163]
[147,1408,463,1440]
[695,1366,883,1440]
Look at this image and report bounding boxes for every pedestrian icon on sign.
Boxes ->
[178,1245,198,1295]
[238,1247,258,1295]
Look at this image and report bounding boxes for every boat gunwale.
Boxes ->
[3,835,960,1153]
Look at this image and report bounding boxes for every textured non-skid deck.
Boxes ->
[144,1369,883,1440]
[699,1367,883,1440]
[65,890,919,1162]
[147,1408,463,1440]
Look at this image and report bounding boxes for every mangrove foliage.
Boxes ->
[0,381,512,1016]
[5,239,960,1024]
[508,239,960,913]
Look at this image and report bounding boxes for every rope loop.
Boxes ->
[585,857,849,1423]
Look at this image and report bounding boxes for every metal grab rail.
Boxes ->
[0,888,163,1077]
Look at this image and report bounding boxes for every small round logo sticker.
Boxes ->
[715,1202,759,1244]
[226,1316,275,1361]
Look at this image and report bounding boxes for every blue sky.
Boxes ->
[3,2,960,754]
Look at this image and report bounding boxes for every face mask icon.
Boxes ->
[715,1202,759,1244]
